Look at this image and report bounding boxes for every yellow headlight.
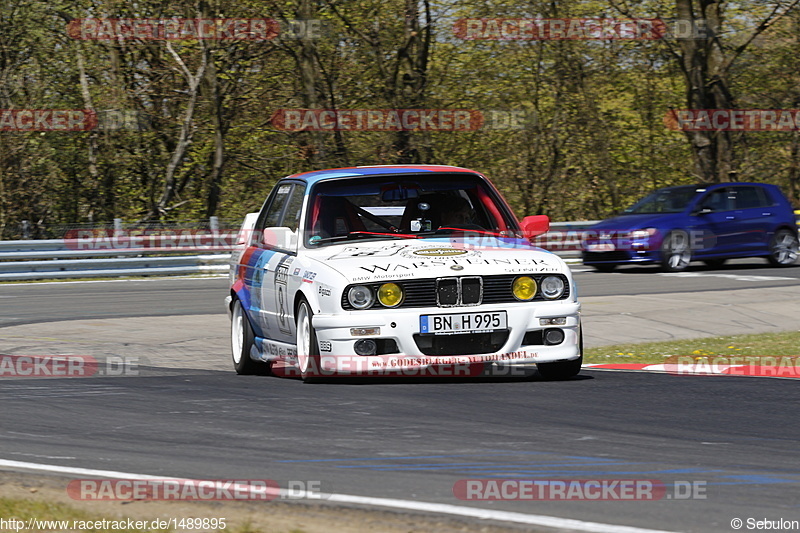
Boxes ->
[512,276,537,301]
[378,283,404,307]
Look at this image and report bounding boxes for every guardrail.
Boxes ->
[0,221,591,282]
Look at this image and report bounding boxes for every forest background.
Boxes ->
[2,0,799,239]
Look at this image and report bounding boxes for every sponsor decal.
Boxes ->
[301,270,317,283]
[411,247,469,257]
[317,285,332,297]
[274,256,292,334]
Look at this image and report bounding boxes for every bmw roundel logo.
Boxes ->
[450,265,464,271]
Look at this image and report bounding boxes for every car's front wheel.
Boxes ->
[660,230,692,272]
[767,229,799,267]
[231,299,271,375]
[295,299,322,382]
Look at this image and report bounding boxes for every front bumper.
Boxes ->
[310,300,581,373]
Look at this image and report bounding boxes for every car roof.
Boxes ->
[282,165,482,187]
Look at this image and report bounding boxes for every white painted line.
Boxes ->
[0,458,677,533]
[659,272,794,282]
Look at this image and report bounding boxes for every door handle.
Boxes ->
[725,216,735,220]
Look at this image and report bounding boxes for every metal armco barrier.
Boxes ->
[0,222,599,281]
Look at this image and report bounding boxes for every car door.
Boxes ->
[729,185,775,251]
[692,188,738,255]
[249,182,305,343]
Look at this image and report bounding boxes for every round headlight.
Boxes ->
[377,282,404,307]
[540,276,565,299]
[347,285,374,309]
[512,276,537,301]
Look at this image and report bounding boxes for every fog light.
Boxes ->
[544,328,565,345]
[354,339,377,356]
[351,327,380,336]
[540,317,567,326]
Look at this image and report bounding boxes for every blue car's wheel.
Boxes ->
[767,229,799,267]
[660,230,692,272]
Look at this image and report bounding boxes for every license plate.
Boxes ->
[586,243,615,252]
[420,311,507,335]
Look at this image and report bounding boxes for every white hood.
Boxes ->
[304,237,564,283]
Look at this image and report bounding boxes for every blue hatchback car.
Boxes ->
[581,183,799,272]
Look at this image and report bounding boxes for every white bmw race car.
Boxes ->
[226,165,582,381]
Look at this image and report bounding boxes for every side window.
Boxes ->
[254,182,305,251]
[732,186,770,209]
[259,184,293,230]
[284,184,306,232]
[701,189,733,212]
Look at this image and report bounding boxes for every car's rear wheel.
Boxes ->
[592,264,617,273]
[231,299,271,375]
[537,330,583,380]
[767,229,799,267]
[660,230,692,272]
[295,299,322,382]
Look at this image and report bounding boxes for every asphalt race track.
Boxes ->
[1,258,799,533]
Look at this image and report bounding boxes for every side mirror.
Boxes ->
[263,226,298,250]
[520,215,550,239]
[694,207,713,216]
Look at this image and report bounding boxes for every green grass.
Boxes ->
[0,498,168,532]
[584,330,800,364]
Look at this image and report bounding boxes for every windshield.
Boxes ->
[305,174,518,246]
[622,185,699,215]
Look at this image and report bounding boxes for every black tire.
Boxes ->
[660,230,692,272]
[592,264,617,273]
[537,330,583,380]
[767,228,799,267]
[295,299,322,382]
[703,258,727,268]
[231,299,271,375]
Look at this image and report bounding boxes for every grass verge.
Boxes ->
[584,330,800,364]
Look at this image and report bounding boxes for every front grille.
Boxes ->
[341,274,570,310]
[437,278,459,306]
[413,331,509,355]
